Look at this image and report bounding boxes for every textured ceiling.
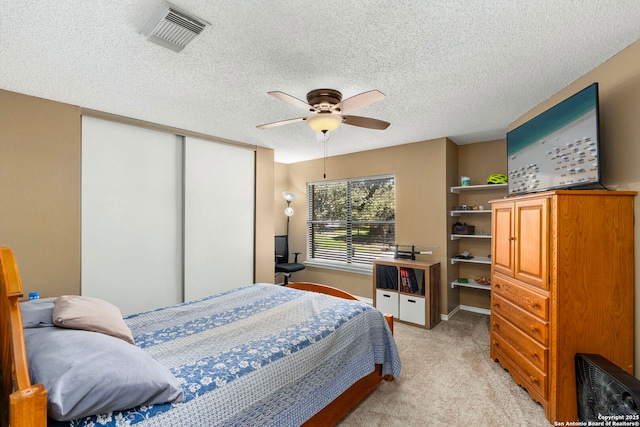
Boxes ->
[1,1,639,163]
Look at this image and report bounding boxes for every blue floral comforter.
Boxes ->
[54,283,401,426]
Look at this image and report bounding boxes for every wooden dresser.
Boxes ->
[489,190,636,423]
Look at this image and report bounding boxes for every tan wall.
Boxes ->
[279,138,452,315]
[0,90,81,297]
[0,90,275,298]
[273,162,290,237]
[508,39,640,376]
[254,146,275,283]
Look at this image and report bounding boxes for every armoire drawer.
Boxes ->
[491,313,548,373]
[492,293,548,346]
[492,274,549,320]
[491,332,548,399]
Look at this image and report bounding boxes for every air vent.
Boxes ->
[142,2,209,52]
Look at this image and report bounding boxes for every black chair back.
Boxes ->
[274,235,305,284]
[275,235,289,264]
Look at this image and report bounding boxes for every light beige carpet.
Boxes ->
[338,310,552,426]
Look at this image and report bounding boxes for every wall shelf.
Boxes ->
[450,234,492,240]
[450,256,491,265]
[451,209,492,216]
[451,279,491,291]
[450,183,508,194]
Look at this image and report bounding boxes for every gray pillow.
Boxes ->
[20,297,56,328]
[24,327,184,421]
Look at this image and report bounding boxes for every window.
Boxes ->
[307,175,395,272]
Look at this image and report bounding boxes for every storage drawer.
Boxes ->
[399,294,425,326]
[492,293,548,346]
[491,313,548,373]
[375,289,399,318]
[492,274,549,320]
[491,332,548,399]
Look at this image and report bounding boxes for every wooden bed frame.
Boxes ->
[1,246,47,427]
[0,247,394,427]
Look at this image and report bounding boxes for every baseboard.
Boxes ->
[441,305,460,321]
[459,304,491,315]
[442,304,490,320]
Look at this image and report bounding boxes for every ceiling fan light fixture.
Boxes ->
[307,114,342,133]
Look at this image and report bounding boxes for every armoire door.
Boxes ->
[513,197,549,290]
[492,203,515,277]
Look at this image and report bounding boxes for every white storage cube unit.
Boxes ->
[373,259,440,329]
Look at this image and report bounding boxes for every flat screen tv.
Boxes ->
[506,82,601,195]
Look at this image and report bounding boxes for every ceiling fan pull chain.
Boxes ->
[323,134,327,178]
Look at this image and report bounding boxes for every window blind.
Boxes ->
[307,175,395,267]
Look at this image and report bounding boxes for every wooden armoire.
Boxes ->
[489,190,636,423]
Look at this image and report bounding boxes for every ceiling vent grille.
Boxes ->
[142,2,209,52]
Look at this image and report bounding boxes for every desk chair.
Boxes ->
[275,235,305,285]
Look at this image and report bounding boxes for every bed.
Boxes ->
[0,246,400,427]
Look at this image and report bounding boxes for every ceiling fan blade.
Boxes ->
[268,91,317,112]
[342,115,390,130]
[333,90,385,113]
[256,117,305,129]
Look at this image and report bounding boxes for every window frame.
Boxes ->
[306,174,395,275]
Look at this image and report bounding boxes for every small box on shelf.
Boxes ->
[452,222,475,235]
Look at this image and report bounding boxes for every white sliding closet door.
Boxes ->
[184,137,254,301]
[82,116,183,315]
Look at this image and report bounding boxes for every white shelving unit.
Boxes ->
[449,183,506,293]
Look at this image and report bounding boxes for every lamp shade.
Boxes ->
[307,114,342,133]
[282,191,297,202]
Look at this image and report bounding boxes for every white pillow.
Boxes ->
[53,295,134,344]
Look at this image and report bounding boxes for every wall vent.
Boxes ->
[142,2,209,52]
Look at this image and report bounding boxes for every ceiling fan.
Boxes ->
[256,88,390,133]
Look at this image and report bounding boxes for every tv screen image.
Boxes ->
[506,83,600,195]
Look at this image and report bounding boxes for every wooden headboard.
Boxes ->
[0,246,47,427]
